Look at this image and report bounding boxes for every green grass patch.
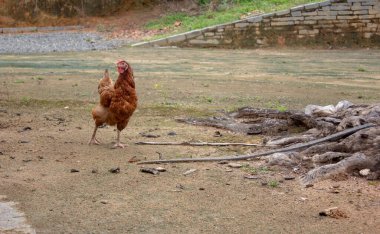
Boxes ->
[14,79,25,83]
[145,0,316,39]
[269,180,279,188]
[242,165,271,175]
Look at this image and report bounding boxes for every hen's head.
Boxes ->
[116,59,129,74]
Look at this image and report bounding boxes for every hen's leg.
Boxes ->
[89,125,101,145]
[112,130,126,148]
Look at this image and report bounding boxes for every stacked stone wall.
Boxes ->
[134,0,380,48]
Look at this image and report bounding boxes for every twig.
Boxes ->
[135,141,263,147]
[137,123,375,164]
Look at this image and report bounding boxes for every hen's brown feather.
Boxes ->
[92,64,137,131]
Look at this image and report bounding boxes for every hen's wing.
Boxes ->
[98,69,114,107]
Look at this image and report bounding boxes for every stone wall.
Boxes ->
[134,0,380,48]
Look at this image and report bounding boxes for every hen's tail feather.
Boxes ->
[97,69,114,107]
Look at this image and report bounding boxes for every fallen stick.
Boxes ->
[135,141,263,147]
[137,123,375,164]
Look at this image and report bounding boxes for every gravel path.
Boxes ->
[0,31,134,54]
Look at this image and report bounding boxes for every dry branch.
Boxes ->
[137,123,375,164]
[135,141,263,147]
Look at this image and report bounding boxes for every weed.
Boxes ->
[21,96,31,105]
[358,67,366,72]
[368,181,379,186]
[266,101,288,112]
[205,96,213,103]
[14,80,24,84]
[269,180,279,188]
[242,165,271,175]
[276,105,288,112]
[36,77,44,80]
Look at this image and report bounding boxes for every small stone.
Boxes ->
[218,160,229,164]
[70,169,79,173]
[227,163,242,168]
[225,169,233,172]
[284,175,296,180]
[176,184,185,190]
[167,131,177,136]
[140,168,159,175]
[19,140,29,144]
[92,169,98,174]
[213,131,223,137]
[332,184,340,189]
[319,207,348,219]
[244,175,260,180]
[156,167,166,172]
[359,169,370,176]
[100,200,109,204]
[199,187,205,191]
[183,169,197,176]
[330,189,340,194]
[0,151,3,155]
[261,181,268,186]
[19,126,32,132]
[109,167,120,174]
[300,197,308,201]
[305,184,314,188]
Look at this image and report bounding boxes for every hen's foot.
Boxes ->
[112,143,126,149]
[89,138,101,145]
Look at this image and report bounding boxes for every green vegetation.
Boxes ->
[145,0,316,37]
[242,165,271,174]
[14,79,25,83]
[266,101,288,112]
[269,180,279,188]
[357,67,367,72]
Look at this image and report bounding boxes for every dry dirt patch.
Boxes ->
[0,48,379,233]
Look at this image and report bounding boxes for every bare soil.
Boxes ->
[0,48,380,233]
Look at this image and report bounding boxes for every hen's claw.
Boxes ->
[112,143,126,149]
[89,138,101,145]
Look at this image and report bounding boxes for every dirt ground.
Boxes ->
[0,48,380,233]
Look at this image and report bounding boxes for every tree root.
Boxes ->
[137,123,374,164]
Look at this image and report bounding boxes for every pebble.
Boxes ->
[183,169,197,176]
[140,168,159,175]
[167,131,177,136]
[227,163,242,168]
[70,169,79,173]
[109,167,120,174]
[0,32,133,54]
[155,167,166,172]
[283,175,296,180]
[244,175,260,180]
[359,169,371,176]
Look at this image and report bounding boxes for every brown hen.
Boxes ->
[89,60,137,148]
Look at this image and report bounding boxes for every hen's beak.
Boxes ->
[117,66,125,74]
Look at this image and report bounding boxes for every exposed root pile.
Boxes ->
[178,101,380,186]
